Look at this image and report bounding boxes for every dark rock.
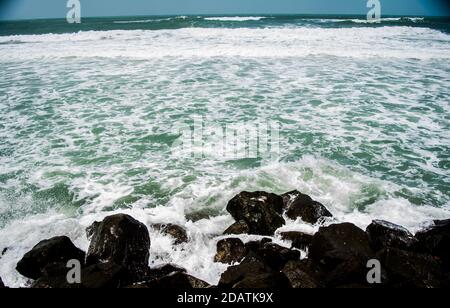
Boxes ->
[86,214,150,280]
[377,248,442,288]
[147,264,186,281]
[244,238,272,252]
[223,220,250,235]
[129,272,195,289]
[232,272,292,288]
[16,236,85,280]
[280,231,314,250]
[251,242,301,271]
[282,260,319,288]
[86,221,101,239]
[282,190,332,224]
[0,276,5,288]
[219,256,291,288]
[214,238,247,264]
[32,262,131,289]
[187,275,211,288]
[226,191,285,236]
[309,223,374,287]
[309,223,373,269]
[153,223,188,244]
[415,219,450,270]
[366,220,417,252]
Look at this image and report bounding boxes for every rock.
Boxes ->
[415,219,450,270]
[244,238,272,252]
[280,231,314,250]
[250,242,301,271]
[32,262,132,289]
[226,191,285,236]
[214,238,247,264]
[16,236,85,280]
[309,223,373,268]
[282,190,332,224]
[129,272,201,289]
[377,248,442,288]
[147,264,186,281]
[153,223,188,244]
[366,220,417,252]
[309,223,374,286]
[187,275,211,288]
[86,221,101,239]
[282,260,319,288]
[86,214,150,280]
[223,220,250,235]
[219,256,291,288]
[0,276,5,288]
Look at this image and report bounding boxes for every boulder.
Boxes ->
[218,256,291,288]
[153,223,188,244]
[128,272,209,288]
[377,248,442,288]
[86,221,101,239]
[282,190,332,224]
[223,220,250,235]
[415,219,450,270]
[32,262,131,288]
[250,242,301,271]
[147,264,186,281]
[16,236,85,280]
[214,238,247,264]
[282,260,319,288]
[366,220,417,252]
[86,214,150,280]
[226,191,285,236]
[308,223,374,286]
[280,231,314,250]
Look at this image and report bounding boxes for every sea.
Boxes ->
[0,15,449,287]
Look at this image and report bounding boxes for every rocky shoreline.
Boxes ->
[1,190,449,288]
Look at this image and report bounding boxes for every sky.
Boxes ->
[0,0,449,21]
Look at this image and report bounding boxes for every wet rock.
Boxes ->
[251,242,301,271]
[415,219,450,270]
[377,248,442,288]
[147,264,186,281]
[223,220,250,235]
[280,231,314,250]
[282,260,319,288]
[244,238,272,252]
[16,236,85,280]
[366,220,417,252]
[86,221,101,240]
[219,256,291,288]
[128,272,208,289]
[0,276,5,288]
[153,223,188,244]
[282,190,332,224]
[309,223,373,268]
[214,238,247,264]
[86,214,150,280]
[309,223,374,286]
[32,262,132,289]
[226,191,285,236]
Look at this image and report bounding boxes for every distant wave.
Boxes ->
[334,17,425,24]
[113,16,189,24]
[204,16,267,22]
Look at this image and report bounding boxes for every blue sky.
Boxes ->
[0,0,449,20]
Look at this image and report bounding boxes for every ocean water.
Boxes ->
[0,15,449,287]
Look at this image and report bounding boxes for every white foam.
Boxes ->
[204,16,267,22]
[0,26,448,61]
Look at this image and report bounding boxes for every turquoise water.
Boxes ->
[0,15,449,286]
